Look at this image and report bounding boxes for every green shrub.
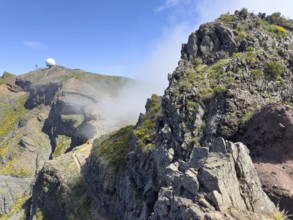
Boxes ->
[247,51,257,63]
[268,61,284,78]
[241,111,254,125]
[151,93,158,99]
[214,85,226,97]
[211,59,230,72]
[222,76,235,84]
[251,69,263,79]
[271,206,291,220]
[246,46,255,52]
[194,57,203,66]
[239,8,248,19]
[232,52,241,58]
[218,14,234,23]
[257,18,269,27]
[35,208,51,220]
[186,68,197,78]
[236,30,247,43]
[198,86,214,101]
[187,101,197,109]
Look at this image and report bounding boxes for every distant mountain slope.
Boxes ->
[0,66,149,219]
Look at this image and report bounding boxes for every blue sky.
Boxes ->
[0,0,292,92]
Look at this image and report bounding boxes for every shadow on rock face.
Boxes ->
[240,103,293,162]
[238,103,293,216]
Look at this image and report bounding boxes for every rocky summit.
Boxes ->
[0,9,293,220]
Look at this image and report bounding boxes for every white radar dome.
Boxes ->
[46,58,56,67]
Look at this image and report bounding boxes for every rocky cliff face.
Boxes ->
[28,10,293,220]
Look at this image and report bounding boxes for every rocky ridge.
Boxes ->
[29,10,293,220]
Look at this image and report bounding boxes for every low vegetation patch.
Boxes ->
[251,69,264,79]
[213,85,226,97]
[232,50,258,64]
[0,194,31,220]
[68,177,94,219]
[0,131,23,159]
[94,125,134,170]
[178,58,230,103]
[267,61,284,79]
[135,94,161,152]
[187,101,197,109]
[241,111,254,125]
[0,95,29,141]
[218,14,234,23]
[0,95,29,173]
[0,158,31,177]
[222,76,235,84]
[268,25,288,37]
[211,59,230,73]
[259,18,288,38]
[272,206,291,220]
[194,57,203,66]
[53,135,72,158]
[246,46,255,52]
[36,208,47,220]
[232,52,241,58]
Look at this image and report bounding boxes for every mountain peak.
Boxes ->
[181,9,293,65]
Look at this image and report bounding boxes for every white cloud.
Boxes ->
[132,23,193,95]
[156,0,185,12]
[22,41,48,50]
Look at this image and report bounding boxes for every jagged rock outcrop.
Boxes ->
[149,138,274,219]
[184,23,238,64]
